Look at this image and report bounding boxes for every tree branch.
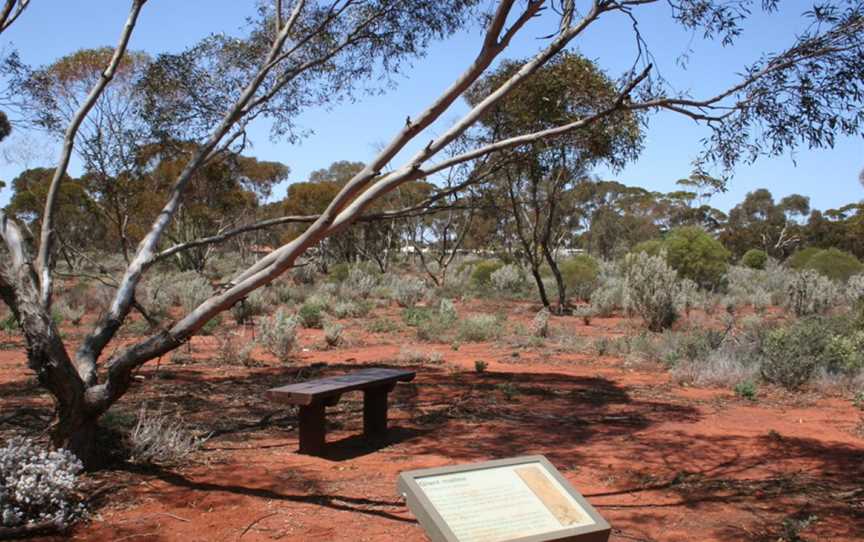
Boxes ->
[36,0,147,312]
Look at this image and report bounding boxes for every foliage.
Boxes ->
[457,314,502,342]
[791,247,863,282]
[0,437,85,529]
[490,264,524,292]
[470,260,504,288]
[128,404,208,465]
[663,226,731,289]
[623,252,680,331]
[323,321,344,348]
[530,308,551,338]
[734,380,758,400]
[257,309,299,360]
[741,249,768,270]
[559,255,600,302]
[786,270,839,317]
[298,301,326,329]
[391,276,426,308]
[760,320,831,390]
[474,360,488,373]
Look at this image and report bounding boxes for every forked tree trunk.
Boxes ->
[529,265,551,309]
[52,405,102,468]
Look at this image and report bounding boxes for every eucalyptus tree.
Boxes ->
[1,0,863,465]
[467,52,642,311]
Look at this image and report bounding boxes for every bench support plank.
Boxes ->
[298,402,326,455]
[363,386,390,438]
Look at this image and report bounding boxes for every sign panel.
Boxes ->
[397,456,610,542]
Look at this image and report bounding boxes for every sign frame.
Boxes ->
[397,455,611,542]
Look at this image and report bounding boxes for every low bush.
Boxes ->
[560,254,600,302]
[327,262,351,282]
[741,249,768,270]
[790,247,863,282]
[760,320,830,390]
[0,437,85,530]
[257,309,299,360]
[343,267,378,299]
[298,301,326,329]
[530,308,550,338]
[128,404,208,465]
[323,321,344,348]
[470,260,504,288]
[332,300,372,319]
[786,270,839,317]
[490,264,524,292]
[230,290,266,325]
[392,276,426,308]
[457,314,502,342]
[623,251,680,331]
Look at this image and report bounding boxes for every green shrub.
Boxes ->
[734,380,758,400]
[560,255,600,302]
[471,260,504,288]
[787,247,823,270]
[793,247,863,282]
[474,360,488,373]
[786,270,839,317]
[328,262,351,283]
[298,303,325,329]
[664,226,730,289]
[257,309,299,360]
[760,320,830,390]
[457,314,501,342]
[741,249,768,270]
[631,239,663,256]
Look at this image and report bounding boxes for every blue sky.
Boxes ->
[1,1,861,213]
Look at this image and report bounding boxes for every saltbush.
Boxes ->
[741,249,768,270]
[298,301,326,328]
[760,320,830,390]
[490,264,524,292]
[344,267,378,299]
[0,437,85,529]
[257,309,299,360]
[623,251,680,331]
[786,270,839,317]
[530,308,551,338]
[457,314,502,342]
[392,276,426,308]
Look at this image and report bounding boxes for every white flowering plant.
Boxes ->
[0,437,86,529]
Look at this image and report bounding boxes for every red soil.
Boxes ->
[1,301,862,542]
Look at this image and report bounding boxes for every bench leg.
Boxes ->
[363,387,389,438]
[298,402,326,455]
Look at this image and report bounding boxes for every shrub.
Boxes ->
[257,309,299,360]
[786,270,839,317]
[470,260,504,288]
[631,239,663,256]
[760,320,829,390]
[0,437,85,529]
[230,290,266,325]
[560,255,600,302]
[323,321,344,348]
[54,300,85,326]
[734,380,758,400]
[291,263,317,284]
[663,226,730,289]
[530,308,551,337]
[328,262,351,282]
[128,404,208,465]
[215,332,254,366]
[457,314,501,342]
[490,264,524,292]
[173,272,214,313]
[398,346,443,365]
[392,276,426,308]
[846,274,864,303]
[344,267,378,299]
[474,360,488,373]
[298,301,326,328]
[439,298,458,321]
[741,249,768,270]
[623,251,680,331]
[332,300,372,318]
[808,248,863,282]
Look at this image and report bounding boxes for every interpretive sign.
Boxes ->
[397,455,610,542]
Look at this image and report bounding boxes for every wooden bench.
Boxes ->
[265,367,416,455]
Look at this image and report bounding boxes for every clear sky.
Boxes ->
[1,0,861,214]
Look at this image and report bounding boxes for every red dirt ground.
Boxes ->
[1,300,862,542]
